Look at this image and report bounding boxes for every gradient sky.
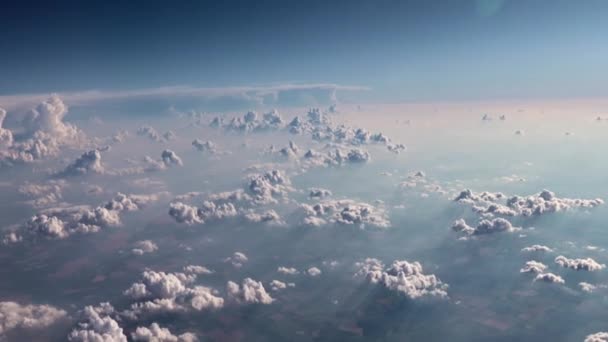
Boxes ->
[2,0,608,101]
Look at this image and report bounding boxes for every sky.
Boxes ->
[4,3,608,341]
[2,0,608,102]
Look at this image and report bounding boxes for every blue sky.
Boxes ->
[2,0,608,102]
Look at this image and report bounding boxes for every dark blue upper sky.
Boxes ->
[2,0,608,101]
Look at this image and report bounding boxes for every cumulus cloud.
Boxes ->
[243,209,285,225]
[533,272,565,284]
[269,280,294,291]
[0,301,67,338]
[0,108,14,148]
[224,252,248,268]
[183,265,213,275]
[192,139,218,154]
[68,302,126,342]
[306,267,322,277]
[579,282,598,293]
[211,110,284,133]
[137,126,175,143]
[520,261,548,274]
[18,180,67,208]
[450,217,519,236]
[554,256,606,271]
[298,199,390,229]
[132,240,159,255]
[0,96,85,165]
[309,188,332,199]
[161,149,183,167]
[355,258,448,299]
[277,267,299,275]
[586,332,608,342]
[131,323,198,342]
[169,170,291,226]
[59,149,105,176]
[455,189,603,218]
[521,245,553,253]
[123,270,224,318]
[4,192,164,243]
[286,108,403,154]
[227,278,274,304]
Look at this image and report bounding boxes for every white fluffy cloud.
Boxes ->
[60,149,105,176]
[277,267,299,275]
[4,192,165,243]
[269,280,294,291]
[585,332,608,342]
[298,199,390,229]
[520,261,548,274]
[224,252,248,268]
[68,303,126,342]
[455,189,603,218]
[554,256,606,271]
[123,270,224,318]
[227,278,274,304]
[450,217,519,236]
[306,267,322,277]
[521,245,553,253]
[0,301,67,338]
[131,323,198,342]
[192,139,217,154]
[355,258,448,299]
[169,170,291,226]
[132,240,159,255]
[533,272,565,284]
[0,97,85,165]
[137,126,175,143]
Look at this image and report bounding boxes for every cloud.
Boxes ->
[533,273,565,284]
[224,252,248,268]
[554,256,606,271]
[212,110,285,133]
[455,189,603,218]
[306,267,322,277]
[4,192,165,243]
[269,280,294,291]
[450,217,519,236]
[192,139,217,154]
[132,240,159,255]
[68,302,126,342]
[0,108,13,148]
[136,126,176,143]
[277,267,299,275]
[309,188,332,199]
[585,332,608,342]
[298,199,390,229]
[521,245,553,253]
[131,323,198,342]
[161,150,183,167]
[356,258,448,299]
[520,261,548,274]
[183,265,213,275]
[169,170,291,226]
[0,301,67,338]
[123,270,224,318]
[227,278,274,304]
[18,180,67,208]
[0,96,85,165]
[243,209,284,225]
[59,149,105,176]
[579,282,598,293]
